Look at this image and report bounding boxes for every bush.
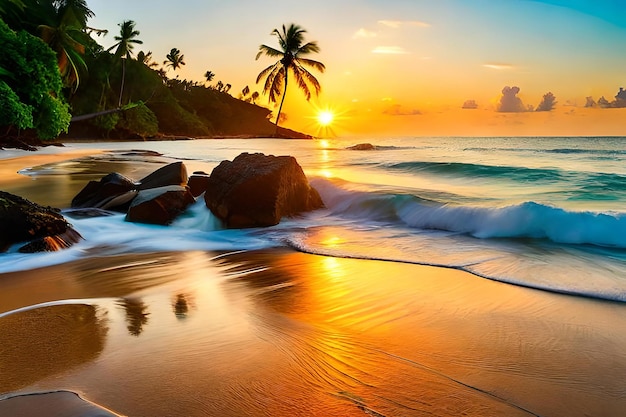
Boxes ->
[117,103,159,138]
[0,19,70,140]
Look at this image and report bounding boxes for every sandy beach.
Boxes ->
[1,247,625,416]
[1,148,626,416]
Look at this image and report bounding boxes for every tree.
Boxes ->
[255,23,325,133]
[107,20,143,107]
[34,0,95,91]
[204,70,215,84]
[164,48,186,72]
[0,19,70,140]
[137,50,158,68]
[241,85,250,99]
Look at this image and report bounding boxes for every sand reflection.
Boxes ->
[0,304,107,392]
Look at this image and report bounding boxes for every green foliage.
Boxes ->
[0,19,70,140]
[0,80,33,129]
[117,102,158,137]
[91,112,119,133]
[35,93,71,139]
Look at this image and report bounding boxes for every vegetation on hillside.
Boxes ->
[0,1,313,145]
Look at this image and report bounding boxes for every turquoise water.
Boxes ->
[3,136,626,302]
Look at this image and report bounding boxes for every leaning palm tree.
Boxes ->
[255,23,325,133]
[164,48,186,72]
[107,20,143,107]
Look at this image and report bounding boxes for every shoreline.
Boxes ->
[0,248,625,416]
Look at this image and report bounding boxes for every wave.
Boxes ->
[462,146,626,157]
[311,178,626,249]
[382,160,626,193]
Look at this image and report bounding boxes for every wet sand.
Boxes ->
[2,150,626,416]
[1,248,625,416]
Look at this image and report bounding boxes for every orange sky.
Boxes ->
[89,0,626,137]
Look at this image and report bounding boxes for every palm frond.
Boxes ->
[295,57,325,72]
[297,41,321,55]
[256,44,283,60]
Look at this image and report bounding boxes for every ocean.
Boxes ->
[2,136,625,303]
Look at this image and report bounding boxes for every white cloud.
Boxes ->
[483,63,514,70]
[372,46,410,54]
[353,28,378,39]
[378,20,431,29]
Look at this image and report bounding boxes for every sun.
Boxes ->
[317,110,335,126]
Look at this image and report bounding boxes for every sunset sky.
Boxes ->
[88,0,626,137]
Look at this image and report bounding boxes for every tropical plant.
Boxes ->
[164,48,186,72]
[204,70,215,83]
[35,0,95,91]
[255,23,325,132]
[137,50,158,68]
[107,20,143,106]
[0,19,71,140]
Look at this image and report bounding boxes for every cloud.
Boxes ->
[535,92,557,112]
[483,63,513,70]
[372,46,410,54]
[378,20,431,28]
[383,104,422,116]
[462,100,479,109]
[497,86,528,112]
[353,28,377,39]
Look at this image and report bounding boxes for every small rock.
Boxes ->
[126,185,195,225]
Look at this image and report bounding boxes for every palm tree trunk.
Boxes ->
[275,70,288,135]
[118,58,126,108]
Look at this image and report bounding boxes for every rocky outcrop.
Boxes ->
[204,152,324,228]
[347,143,376,150]
[0,191,82,253]
[71,162,194,224]
[126,185,195,225]
[71,172,137,211]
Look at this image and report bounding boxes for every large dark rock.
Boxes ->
[71,172,137,210]
[204,152,324,228]
[126,185,195,225]
[138,161,188,190]
[0,191,82,253]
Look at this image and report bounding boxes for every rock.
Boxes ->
[187,171,210,197]
[0,191,82,253]
[347,143,376,150]
[18,228,83,253]
[138,161,188,190]
[204,152,324,228]
[71,172,137,210]
[126,185,195,225]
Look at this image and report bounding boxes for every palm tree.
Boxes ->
[255,23,325,133]
[137,50,158,68]
[164,48,186,72]
[107,20,143,107]
[37,0,95,91]
[204,70,215,85]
